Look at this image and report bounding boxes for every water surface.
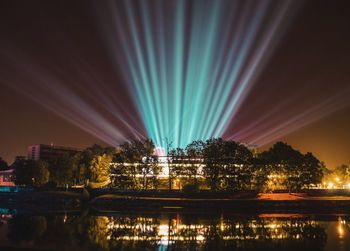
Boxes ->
[0,211,349,250]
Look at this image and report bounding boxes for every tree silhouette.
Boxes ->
[0,157,8,170]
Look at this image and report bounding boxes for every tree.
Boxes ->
[322,164,348,188]
[202,138,254,191]
[72,144,116,186]
[110,162,135,189]
[52,154,76,186]
[110,148,134,189]
[111,146,138,189]
[259,142,302,191]
[300,152,323,188]
[89,154,112,188]
[246,155,269,191]
[116,140,143,189]
[258,142,323,192]
[185,141,204,183]
[112,138,160,190]
[13,159,50,186]
[137,139,159,190]
[202,138,225,191]
[0,157,8,170]
[224,143,253,191]
[168,147,186,188]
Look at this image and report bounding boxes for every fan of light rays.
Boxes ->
[96,0,298,150]
[1,48,146,146]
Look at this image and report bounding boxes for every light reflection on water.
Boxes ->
[0,212,350,250]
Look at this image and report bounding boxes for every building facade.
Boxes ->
[27,144,81,163]
[0,169,14,186]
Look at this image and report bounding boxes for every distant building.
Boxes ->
[0,169,14,186]
[27,144,82,163]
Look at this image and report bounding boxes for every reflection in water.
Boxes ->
[2,212,349,250]
[7,215,47,243]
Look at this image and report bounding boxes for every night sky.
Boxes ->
[0,0,349,168]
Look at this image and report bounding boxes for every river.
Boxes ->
[0,210,349,250]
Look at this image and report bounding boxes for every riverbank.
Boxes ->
[89,192,350,214]
[0,190,82,213]
[4,189,350,214]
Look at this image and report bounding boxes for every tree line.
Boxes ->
[5,138,325,192]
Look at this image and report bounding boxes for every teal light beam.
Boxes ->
[104,0,297,150]
[203,1,269,139]
[124,0,162,145]
[213,0,294,136]
[187,0,221,143]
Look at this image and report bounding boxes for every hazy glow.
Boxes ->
[2,0,349,154]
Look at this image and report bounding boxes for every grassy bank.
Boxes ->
[3,188,350,214]
[90,193,350,214]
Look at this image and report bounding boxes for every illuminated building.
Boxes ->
[0,169,14,186]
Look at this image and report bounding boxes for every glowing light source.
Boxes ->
[338,225,344,239]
